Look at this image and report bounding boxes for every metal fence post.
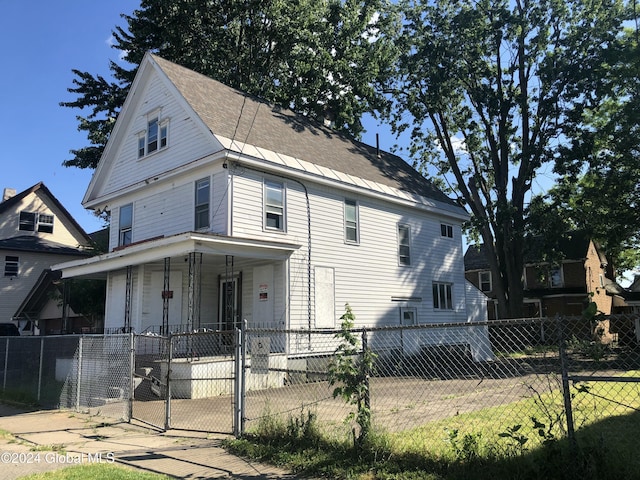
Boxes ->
[362,328,371,420]
[165,335,172,431]
[37,337,44,402]
[128,332,135,422]
[3,338,9,391]
[233,323,244,437]
[76,337,83,411]
[557,315,576,448]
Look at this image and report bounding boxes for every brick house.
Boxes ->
[464,232,616,319]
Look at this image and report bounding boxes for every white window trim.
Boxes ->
[440,223,454,238]
[479,271,492,292]
[263,179,286,232]
[37,213,54,233]
[19,211,55,233]
[433,282,453,310]
[119,203,133,247]
[400,307,418,326]
[194,177,211,230]
[398,223,411,266]
[344,199,359,244]
[138,110,169,158]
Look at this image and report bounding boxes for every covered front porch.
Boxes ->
[53,232,301,337]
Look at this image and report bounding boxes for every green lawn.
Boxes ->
[18,464,171,480]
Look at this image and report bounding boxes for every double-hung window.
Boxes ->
[138,114,168,158]
[398,224,411,266]
[19,211,54,233]
[344,199,359,244]
[433,282,453,310]
[37,214,54,233]
[119,204,133,247]
[4,256,18,277]
[19,212,36,231]
[195,178,210,230]
[440,223,453,238]
[264,180,284,231]
[479,271,492,292]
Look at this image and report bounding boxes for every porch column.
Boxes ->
[124,265,132,332]
[225,255,236,328]
[61,279,70,334]
[162,258,171,335]
[187,252,202,331]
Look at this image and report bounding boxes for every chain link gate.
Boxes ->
[132,334,170,430]
[131,330,240,434]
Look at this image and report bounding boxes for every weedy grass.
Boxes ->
[226,377,640,480]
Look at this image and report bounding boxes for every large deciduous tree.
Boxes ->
[62,0,398,170]
[539,24,640,277]
[387,0,629,318]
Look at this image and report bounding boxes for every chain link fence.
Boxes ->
[0,314,637,458]
[242,315,640,456]
[0,336,80,408]
[59,334,132,421]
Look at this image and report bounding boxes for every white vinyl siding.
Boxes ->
[102,71,223,199]
[231,173,467,329]
[0,251,82,325]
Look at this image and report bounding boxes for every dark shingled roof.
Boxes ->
[151,54,460,208]
[0,236,90,256]
[464,231,604,271]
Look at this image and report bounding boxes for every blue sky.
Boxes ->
[0,1,400,236]
[0,1,141,234]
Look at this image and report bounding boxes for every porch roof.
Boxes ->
[52,231,301,279]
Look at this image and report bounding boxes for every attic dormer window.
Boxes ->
[138,115,168,158]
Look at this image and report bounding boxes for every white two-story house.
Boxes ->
[54,54,472,353]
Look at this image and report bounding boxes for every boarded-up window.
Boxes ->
[314,266,335,328]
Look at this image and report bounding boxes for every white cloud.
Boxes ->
[106,34,128,61]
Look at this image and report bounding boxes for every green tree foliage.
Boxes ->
[535,23,640,275]
[386,0,630,318]
[61,0,399,170]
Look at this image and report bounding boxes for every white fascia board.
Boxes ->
[223,149,470,222]
[83,149,228,211]
[53,232,300,278]
[82,56,156,206]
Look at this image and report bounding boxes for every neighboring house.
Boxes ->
[0,183,93,334]
[53,53,472,354]
[609,275,640,343]
[465,232,616,319]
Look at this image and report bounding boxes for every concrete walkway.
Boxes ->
[0,405,296,479]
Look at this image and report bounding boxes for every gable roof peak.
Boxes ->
[146,53,461,210]
[0,181,91,245]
